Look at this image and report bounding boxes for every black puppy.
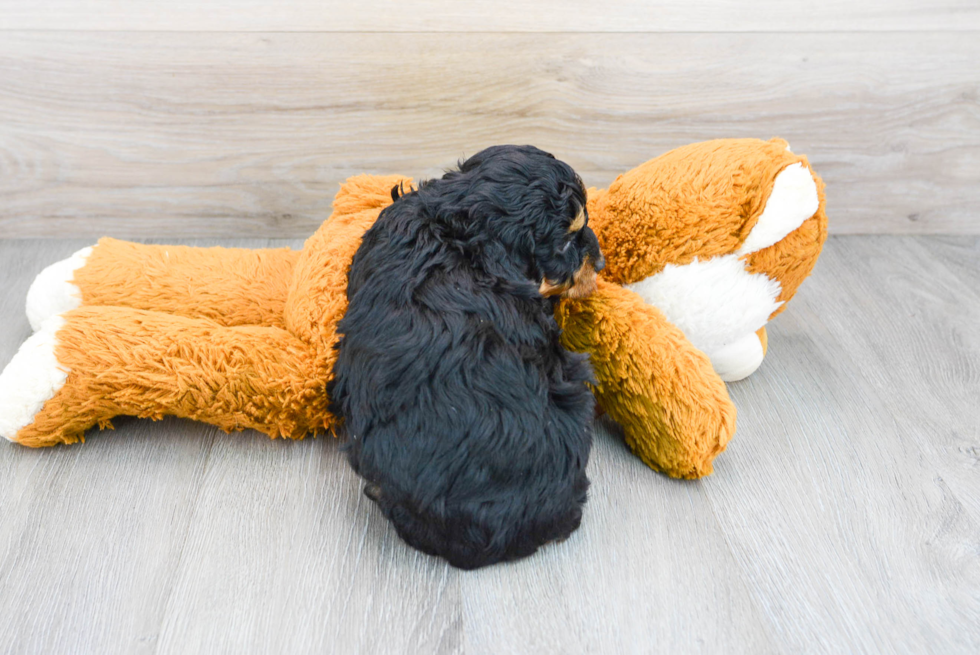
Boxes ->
[329,145,605,569]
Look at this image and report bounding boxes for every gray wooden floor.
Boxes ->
[0,235,978,654]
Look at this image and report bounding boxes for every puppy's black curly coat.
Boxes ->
[329,145,604,569]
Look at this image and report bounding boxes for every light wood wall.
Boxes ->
[1,2,978,237]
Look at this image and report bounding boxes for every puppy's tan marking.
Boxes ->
[562,257,600,299]
[539,278,569,297]
[569,208,586,233]
[539,256,600,299]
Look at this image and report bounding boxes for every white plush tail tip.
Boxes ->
[737,163,819,256]
[26,247,92,332]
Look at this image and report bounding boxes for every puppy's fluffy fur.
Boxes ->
[329,145,604,569]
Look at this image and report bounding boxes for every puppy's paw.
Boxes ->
[0,316,69,444]
[26,247,92,332]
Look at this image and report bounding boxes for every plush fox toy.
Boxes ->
[0,138,826,478]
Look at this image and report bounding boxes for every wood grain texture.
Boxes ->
[713,237,980,653]
[1,32,978,238]
[458,430,780,654]
[1,236,979,653]
[1,0,979,32]
[815,237,980,521]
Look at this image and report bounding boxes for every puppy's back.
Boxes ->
[330,193,594,569]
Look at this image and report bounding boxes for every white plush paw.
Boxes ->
[705,332,766,382]
[26,246,92,332]
[0,316,69,442]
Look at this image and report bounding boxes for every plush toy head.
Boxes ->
[558,138,827,477]
[591,138,825,330]
[1,138,825,482]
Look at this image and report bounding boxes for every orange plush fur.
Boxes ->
[561,138,826,476]
[2,140,826,478]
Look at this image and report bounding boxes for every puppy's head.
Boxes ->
[535,201,605,300]
[431,145,604,298]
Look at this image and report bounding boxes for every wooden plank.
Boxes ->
[0,0,978,32]
[153,432,463,654]
[705,236,980,652]
[460,419,780,654]
[0,32,978,238]
[0,420,220,655]
[916,235,980,292]
[804,236,980,520]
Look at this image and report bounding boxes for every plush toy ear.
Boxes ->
[555,279,736,479]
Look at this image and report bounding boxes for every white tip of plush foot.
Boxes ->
[0,316,69,442]
[737,163,819,256]
[26,247,92,332]
[709,332,766,382]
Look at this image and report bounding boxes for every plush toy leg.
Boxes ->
[0,306,331,447]
[26,238,299,331]
[556,279,736,479]
[0,317,69,443]
[25,247,92,332]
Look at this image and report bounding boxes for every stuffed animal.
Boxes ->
[0,138,825,479]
